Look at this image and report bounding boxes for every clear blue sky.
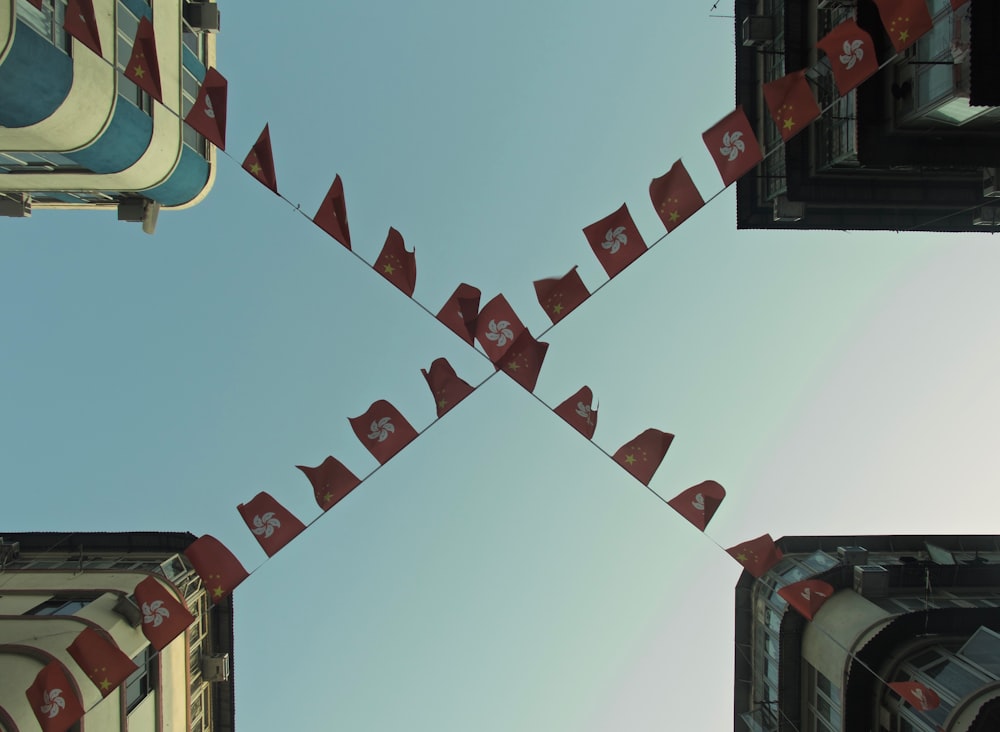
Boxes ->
[4,2,1000,729]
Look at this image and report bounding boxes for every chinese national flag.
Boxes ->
[612,428,674,485]
[67,627,138,697]
[496,331,548,392]
[64,0,102,56]
[649,160,705,233]
[422,357,474,417]
[583,203,647,278]
[474,294,525,363]
[553,386,597,440]
[762,70,820,142]
[124,17,162,103]
[817,19,879,96]
[184,67,228,149]
[28,0,43,7]
[374,227,416,296]
[727,534,783,578]
[889,681,941,712]
[667,480,725,532]
[313,175,351,249]
[184,535,249,603]
[297,456,361,511]
[873,0,933,52]
[242,124,278,193]
[132,576,195,650]
[777,579,835,621]
[436,283,481,344]
[703,107,763,187]
[533,266,589,324]
[349,399,419,464]
[951,0,967,8]
[26,661,85,732]
[237,491,306,557]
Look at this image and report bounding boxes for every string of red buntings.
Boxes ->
[22,1,964,728]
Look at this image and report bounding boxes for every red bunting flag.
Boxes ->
[777,579,835,621]
[184,535,249,603]
[374,227,416,296]
[27,0,43,8]
[889,681,941,711]
[612,428,674,485]
[649,160,705,233]
[727,534,783,578]
[422,357,474,417]
[762,70,820,142]
[474,294,525,363]
[237,491,306,557]
[437,283,481,344]
[242,124,278,193]
[349,399,418,464]
[184,67,228,149]
[951,0,967,9]
[703,107,763,187]
[124,16,162,103]
[67,627,138,697]
[872,0,933,52]
[64,0,102,56]
[583,203,647,278]
[133,576,195,650]
[313,175,351,249]
[26,661,85,732]
[667,480,725,531]
[533,266,589,324]
[497,331,548,392]
[817,19,879,96]
[297,456,361,511]
[553,386,597,440]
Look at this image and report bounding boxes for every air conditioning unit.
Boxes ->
[773,196,805,222]
[117,198,146,222]
[973,206,1000,226]
[983,168,999,198]
[742,16,775,47]
[0,538,20,562]
[113,595,143,627]
[838,546,869,565]
[0,193,31,218]
[184,2,220,31]
[854,564,890,598]
[201,653,230,682]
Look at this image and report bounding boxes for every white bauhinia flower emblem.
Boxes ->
[252,511,281,538]
[485,319,514,347]
[204,95,216,119]
[368,417,394,442]
[602,226,628,254]
[801,587,828,601]
[720,131,746,162]
[692,492,705,512]
[141,599,170,627]
[912,688,929,710]
[41,689,65,719]
[839,39,864,69]
[575,401,594,425]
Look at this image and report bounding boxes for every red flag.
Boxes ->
[952,0,968,9]
[184,67,228,149]
[496,331,548,392]
[436,283,481,344]
[67,627,138,697]
[297,456,361,511]
[817,19,879,96]
[313,175,351,249]
[667,480,725,531]
[762,70,820,142]
[27,0,43,8]
[649,160,705,233]
[778,579,835,621]
[533,266,589,324]
[474,294,525,363]
[583,203,647,278]
[553,386,597,440]
[64,0,102,56]
[703,107,763,187]
[889,681,940,712]
[422,357,474,417]
[123,17,162,103]
[26,661,85,732]
[612,428,674,485]
[349,399,418,464]
[727,534,784,578]
[133,576,195,650]
[873,0,933,52]
[184,535,248,603]
[237,491,306,557]
[242,124,278,193]
[374,227,416,296]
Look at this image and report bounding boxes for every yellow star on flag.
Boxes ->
[625,454,636,465]
[323,491,334,504]
[898,28,909,43]
[552,303,564,315]
[133,65,145,78]
[382,263,395,275]
[99,677,112,691]
[437,398,448,409]
[783,117,795,131]
[668,210,680,223]
[249,160,262,176]
[736,552,748,563]
[507,360,520,372]
[212,585,224,599]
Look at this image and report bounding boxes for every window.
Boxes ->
[115,1,153,114]
[125,646,156,713]
[25,597,92,616]
[15,0,70,52]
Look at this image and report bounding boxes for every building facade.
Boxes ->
[0,0,219,231]
[735,0,1000,232]
[735,535,1000,732]
[0,532,235,731]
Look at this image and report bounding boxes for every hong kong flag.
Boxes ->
[64,0,102,56]
[422,357,474,417]
[67,627,138,697]
[817,19,878,96]
[124,17,162,103]
[667,480,725,531]
[612,428,674,485]
[374,227,416,296]
[26,661,85,732]
[553,386,597,440]
[184,535,249,603]
[496,331,548,392]
[474,294,525,363]
[297,456,361,511]
[184,67,228,149]
[313,175,351,249]
[703,106,763,187]
[889,681,941,712]
[727,534,783,578]
[777,579,835,621]
[583,203,647,278]
[533,266,589,324]
[242,124,278,193]
[649,159,705,233]
[873,0,933,52]
[436,283,481,344]
[762,70,820,142]
[237,491,307,557]
[349,400,418,464]
[133,576,195,650]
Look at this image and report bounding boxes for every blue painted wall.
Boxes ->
[0,21,73,127]
[70,99,153,174]
[141,145,210,206]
